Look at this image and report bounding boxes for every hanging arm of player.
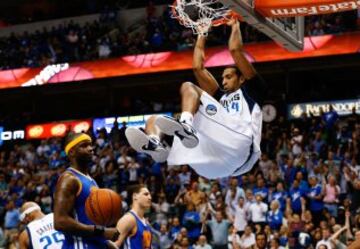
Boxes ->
[193,35,220,96]
[228,19,256,80]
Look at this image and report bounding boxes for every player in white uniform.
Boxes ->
[19,202,65,249]
[126,19,266,179]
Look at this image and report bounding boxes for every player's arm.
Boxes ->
[114,214,137,247]
[193,35,220,96]
[19,229,29,249]
[54,174,117,239]
[228,19,256,80]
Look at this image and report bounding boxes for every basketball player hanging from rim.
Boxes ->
[126,18,267,179]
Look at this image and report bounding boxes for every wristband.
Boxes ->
[112,231,120,241]
[94,225,105,236]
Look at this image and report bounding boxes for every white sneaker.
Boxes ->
[125,127,169,162]
[155,115,199,148]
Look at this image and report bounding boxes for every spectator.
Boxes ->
[233,225,256,249]
[254,232,268,249]
[182,203,201,243]
[206,211,231,249]
[307,175,324,226]
[323,175,340,217]
[248,194,268,228]
[185,181,206,207]
[316,227,332,249]
[232,197,248,235]
[194,235,212,249]
[267,200,283,231]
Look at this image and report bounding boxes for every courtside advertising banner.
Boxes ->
[0,33,359,90]
[288,99,360,119]
[26,120,92,139]
[0,126,25,146]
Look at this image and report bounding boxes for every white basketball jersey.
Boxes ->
[167,88,262,179]
[26,213,65,249]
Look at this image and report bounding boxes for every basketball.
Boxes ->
[85,188,122,226]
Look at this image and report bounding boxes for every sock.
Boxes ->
[149,134,161,142]
[180,112,194,126]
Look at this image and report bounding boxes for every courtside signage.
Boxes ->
[256,0,360,17]
[26,120,92,139]
[288,99,360,119]
[0,33,359,90]
[0,127,25,146]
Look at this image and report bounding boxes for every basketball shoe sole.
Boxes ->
[125,127,169,162]
[155,115,199,148]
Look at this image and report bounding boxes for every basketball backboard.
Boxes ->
[220,0,304,51]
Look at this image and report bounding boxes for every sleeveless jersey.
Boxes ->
[167,75,264,178]
[26,213,65,249]
[61,167,107,249]
[124,211,152,249]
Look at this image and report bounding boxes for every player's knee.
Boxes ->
[180,82,199,96]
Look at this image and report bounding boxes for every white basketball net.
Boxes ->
[171,0,230,36]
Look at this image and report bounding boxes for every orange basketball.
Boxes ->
[85,188,122,226]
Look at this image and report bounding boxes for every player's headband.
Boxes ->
[20,204,41,222]
[65,133,92,155]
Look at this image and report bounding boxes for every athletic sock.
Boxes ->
[149,134,161,143]
[180,112,194,126]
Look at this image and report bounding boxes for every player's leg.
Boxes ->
[125,115,169,162]
[156,82,202,148]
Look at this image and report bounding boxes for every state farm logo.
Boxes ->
[269,1,360,17]
[51,124,67,136]
[28,125,44,138]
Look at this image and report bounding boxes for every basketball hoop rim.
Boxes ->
[171,0,241,27]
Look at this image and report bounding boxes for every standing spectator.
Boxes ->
[110,120,120,145]
[259,154,272,180]
[206,211,231,249]
[3,201,20,245]
[232,197,248,236]
[289,179,305,214]
[323,175,340,217]
[185,181,206,208]
[248,194,268,228]
[290,128,303,157]
[152,192,170,227]
[322,105,339,145]
[179,165,191,189]
[182,203,201,243]
[170,217,182,240]
[267,200,283,231]
[307,175,324,226]
[270,182,288,211]
[253,178,269,201]
[225,178,245,210]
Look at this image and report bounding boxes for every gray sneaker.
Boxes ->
[125,127,169,162]
[155,115,199,148]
